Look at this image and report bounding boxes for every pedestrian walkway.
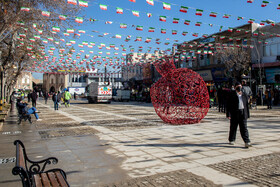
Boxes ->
[0,100,279,186]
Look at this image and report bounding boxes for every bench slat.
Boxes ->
[33,174,43,187]
[18,144,26,169]
[41,173,51,187]
[55,171,69,187]
[48,172,60,187]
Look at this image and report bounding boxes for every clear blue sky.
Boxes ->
[32,0,280,79]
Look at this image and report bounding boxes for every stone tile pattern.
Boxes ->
[104,170,222,187]
[208,152,280,186]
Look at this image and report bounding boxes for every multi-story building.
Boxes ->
[15,71,33,91]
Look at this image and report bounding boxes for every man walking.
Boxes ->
[226,82,252,148]
[31,90,38,108]
[52,92,59,110]
[44,92,49,104]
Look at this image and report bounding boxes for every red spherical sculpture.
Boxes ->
[150,57,209,124]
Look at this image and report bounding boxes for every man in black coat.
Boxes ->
[31,90,38,108]
[226,82,252,148]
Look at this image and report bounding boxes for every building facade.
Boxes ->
[15,71,33,91]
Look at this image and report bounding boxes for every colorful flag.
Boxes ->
[277,4,280,9]
[136,37,142,41]
[220,36,226,40]
[223,14,231,18]
[161,29,166,34]
[120,23,127,28]
[78,30,85,33]
[228,27,233,32]
[105,21,112,24]
[237,16,244,20]
[260,21,266,25]
[42,11,50,17]
[163,2,171,10]
[79,0,88,7]
[195,22,202,26]
[192,33,198,37]
[129,0,136,2]
[132,10,139,17]
[136,25,143,31]
[236,29,242,32]
[148,27,155,32]
[209,12,217,17]
[195,9,203,16]
[184,20,191,25]
[219,26,223,31]
[100,4,107,10]
[146,0,154,5]
[59,15,67,20]
[248,19,255,23]
[52,26,60,32]
[147,13,152,17]
[116,7,123,14]
[159,16,166,22]
[75,17,83,23]
[202,34,208,38]
[182,31,188,36]
[247,0,254,3]
[261,1,269,7]
[116,34,122,39]
[67,28,74,33]
[21,7,30,11]
[172,30,177,35]
[180,6,188,13]
[171,18,179,24]
[68,0,77,5]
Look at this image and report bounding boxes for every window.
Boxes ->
[22,78,25,83]
[27,78,29,84]
[271,44,278,56]
[264,45,270,57]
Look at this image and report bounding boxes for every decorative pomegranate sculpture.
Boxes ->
[150,57,209,124]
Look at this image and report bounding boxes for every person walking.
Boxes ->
[265,86,274,109]
[27,92,31,103]
[44,92,49,104]
[226,82,252,148]
[31,90,38,108]
[52,92,59,110]
[64,89,72,107]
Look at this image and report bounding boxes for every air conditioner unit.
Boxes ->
[277,55,280,61]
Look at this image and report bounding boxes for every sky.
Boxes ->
[32,0,280,79]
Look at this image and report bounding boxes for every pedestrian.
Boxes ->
[27,92,31,103]
[64,89,72,107]
[241,80,253,102]
[57,91,62,105]
[217,86,224,112]
[52,92,59,110]
[17,99,42,121]
[31,90,38,108]
[265,86,274,109]
[226,82,252,148]
[44,92,49,104]
[21,91,25,101]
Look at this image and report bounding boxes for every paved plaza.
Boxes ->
[0,99,280,186]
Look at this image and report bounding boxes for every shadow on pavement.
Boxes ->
[126,142,245,149]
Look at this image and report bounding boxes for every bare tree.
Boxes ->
[216,48,251,80]
[0,0,82,104]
